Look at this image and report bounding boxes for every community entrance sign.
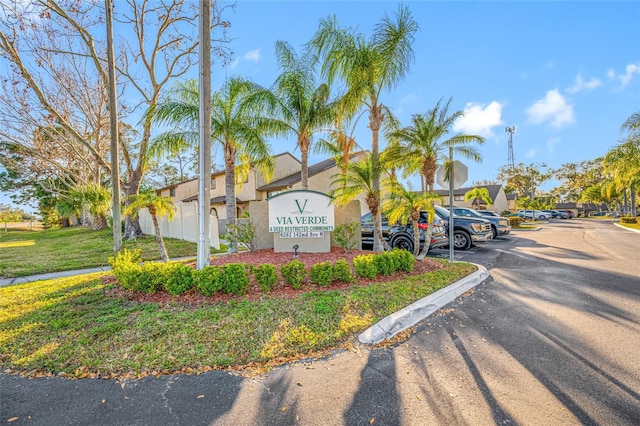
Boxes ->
[267,190,334,253]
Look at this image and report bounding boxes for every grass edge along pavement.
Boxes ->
[0,260,477,379]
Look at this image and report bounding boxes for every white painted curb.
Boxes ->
[358,263,489,345]
[613,222,640,234]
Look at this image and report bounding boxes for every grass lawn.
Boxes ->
[618,221,640,231]
[0,227,225,278]
[0,260,475,378]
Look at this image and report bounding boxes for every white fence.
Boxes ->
[138,202,220,249]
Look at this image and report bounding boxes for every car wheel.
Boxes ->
[453,230,472,250]
[391,235,414,253]
[491,225,498,240]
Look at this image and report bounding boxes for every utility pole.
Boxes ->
[105,0,122,252]
[196,0,212,269]
[505,125,515,170]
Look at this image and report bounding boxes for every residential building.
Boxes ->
[434,184,510,214]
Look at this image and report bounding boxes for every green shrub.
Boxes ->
[222,263,250,296]
[333,259,354,283]
[254,264,278,292]
[281,260,306,290]
[501,210,512,217]
[193,266,224,296]
[164,263,195,295]
[509,216,522,227]
[226,212,257,252]
[109,249,143,291]
[334,221,359,253]
[620,215,637,224]
[353,254,377,279]
[309,261,334,287]
[136,262,167,294]
[373,251,394,275]
[394,249,415,273]
[637,217,640,225]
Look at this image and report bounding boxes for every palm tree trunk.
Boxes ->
[300,135,309,190]
[412,221,420,258]
[370,104,384,252]
[151,214,169,262]
[631,186,637,217]
[225,148,238,254]
[416,221,433,260]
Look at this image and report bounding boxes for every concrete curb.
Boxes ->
[358,263,489,345]
[613,222,640,234]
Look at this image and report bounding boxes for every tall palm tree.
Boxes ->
[150,78,277,253]
[309,5,418,251]
[263,41,341,189]
[385,98,485,193]
[330,153,391,251]
[464,187,493,210]
[123,191,176,262]
[383,178,441,259]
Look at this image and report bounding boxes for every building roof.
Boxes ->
[257,152,364,191]
[154,152,299,193]
[434,184,504,205]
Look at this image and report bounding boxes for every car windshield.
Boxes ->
[434,205,451,218]
[456,208,484,218]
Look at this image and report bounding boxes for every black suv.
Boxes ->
[360,212,448,253]
[433,205,493,250]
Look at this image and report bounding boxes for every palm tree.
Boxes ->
[603,138,639,217]
[151,78,276,253]
[383,178,441,259]
[330,153,391,251]
[123,191,176,262]
[464,187,493,210]
[314,111,363,175]
[263,41,341,189]
[309,5,418,251]
[385,98,485,193]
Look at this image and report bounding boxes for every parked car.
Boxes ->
[517,210,550,220]
[433,205,493,250]
[478,211,500,218]
[452,207,511,239]
[559,210,575,218]
[360,211,448,253]
[542,209,569,219]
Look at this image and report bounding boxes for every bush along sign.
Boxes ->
[267,190,335,253]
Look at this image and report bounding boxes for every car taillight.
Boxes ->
[418,223,428,230]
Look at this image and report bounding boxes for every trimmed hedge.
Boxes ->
[110,248,417,297]
[620,215,638,224]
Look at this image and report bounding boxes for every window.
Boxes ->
[454,195,464,201]
[211,178,216,189]
[169,188,176,197]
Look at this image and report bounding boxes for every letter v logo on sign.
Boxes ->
[294,199,308,214]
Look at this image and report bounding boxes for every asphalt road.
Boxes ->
[2,219,639,425]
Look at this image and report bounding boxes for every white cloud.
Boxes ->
[547,137,561,155]
[230,49,261,69]
[525,148,536,158]
[619,63,640,87]
[566,74,601,94]
[526,89,574,128]
[453,101,504,138]
[607,63,640,88]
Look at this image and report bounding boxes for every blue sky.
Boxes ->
[2,1,639,211]
[218,0,640,190]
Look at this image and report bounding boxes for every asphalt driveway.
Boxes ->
[2,219,639,425]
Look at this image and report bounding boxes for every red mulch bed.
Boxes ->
[105,247,442,306]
